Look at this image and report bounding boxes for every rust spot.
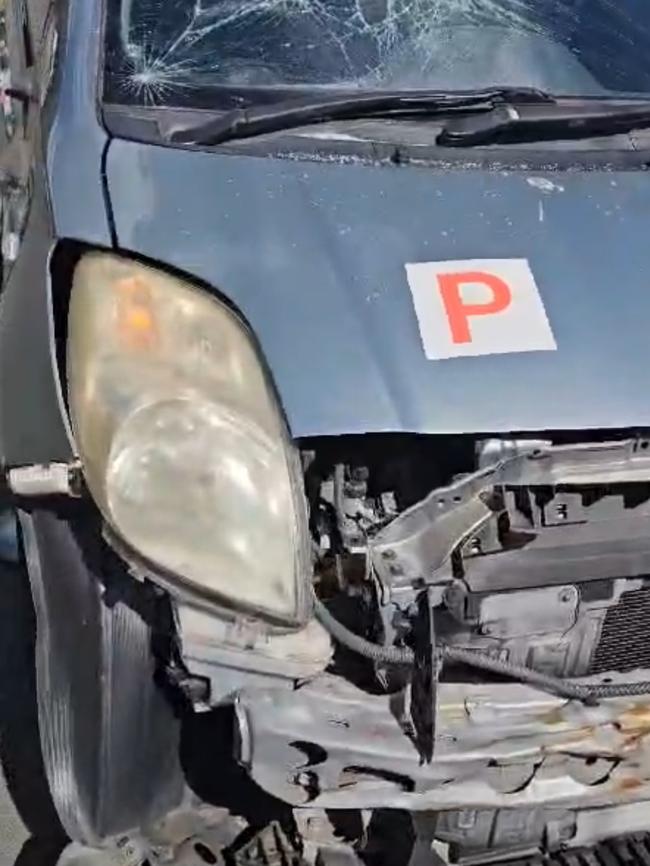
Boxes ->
[614,776,642,793]
[621,732,650,751]
[617,704,650,733]
[439,704,471,723]
[545,727,595,753]
[540,708,567,726]
[613,705,650,753]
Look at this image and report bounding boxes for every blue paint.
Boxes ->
[107,141,649,436]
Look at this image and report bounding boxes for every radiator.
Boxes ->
[590,586,650,675]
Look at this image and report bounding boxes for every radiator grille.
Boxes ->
[590,586,650,675]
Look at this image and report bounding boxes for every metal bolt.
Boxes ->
[457,809,478,830]
[293,770,319,793]
[470,538,482,555]
[558,823,575,841]
[381,549,396,560]
[555,503,568,520]
[558,588,574,603]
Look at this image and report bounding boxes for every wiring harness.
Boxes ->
[313,595,650,704]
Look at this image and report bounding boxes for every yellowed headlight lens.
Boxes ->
[67,253,309,623]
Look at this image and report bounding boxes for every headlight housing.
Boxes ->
[67,253,310,624]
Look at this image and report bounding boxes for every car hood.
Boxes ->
[106,140,650,438]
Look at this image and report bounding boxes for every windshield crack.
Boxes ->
[117,0,552,103]
[111,0,648,106]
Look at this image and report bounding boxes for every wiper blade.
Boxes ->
[169,87,555,146]
[438,101,650,146]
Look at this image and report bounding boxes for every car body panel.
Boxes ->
[0,0,110,467]
[0,171,73,465]
[107,139,650,438]
[46,0,111,247]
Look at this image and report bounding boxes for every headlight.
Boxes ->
[67,253,310,624]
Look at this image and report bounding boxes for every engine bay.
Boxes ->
[254,436,643,784]
[153,431,650,863]
[229,433,650,860]
[306,433,650,690]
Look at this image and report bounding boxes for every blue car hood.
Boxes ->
[107,140,649,438]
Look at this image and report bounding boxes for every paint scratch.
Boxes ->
[527,177,565,194]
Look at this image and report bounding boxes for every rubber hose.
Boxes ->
[313,596,650,702]
[442,646,588,702]
[574,680,650,700]
[313,596,414,665]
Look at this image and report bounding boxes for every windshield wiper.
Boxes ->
[438,101,650,146]
[168,87,555,146]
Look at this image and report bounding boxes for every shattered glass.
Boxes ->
[106,0,650,106]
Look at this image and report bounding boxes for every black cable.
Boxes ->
[574,680,650,700]
[441,645,590,703]
[313,596,650,703]
[314,595,414,665]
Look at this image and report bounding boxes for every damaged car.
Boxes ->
[6,0,650,863]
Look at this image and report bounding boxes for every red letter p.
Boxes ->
[437,271,512,344]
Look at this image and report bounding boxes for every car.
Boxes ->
[4,1,650,862]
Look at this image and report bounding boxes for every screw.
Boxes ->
[381,549,396,560]
[559,588,574,603]
[470,538,482,555]
[293,770,319,795]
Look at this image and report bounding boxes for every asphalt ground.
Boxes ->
[0,766,27,865]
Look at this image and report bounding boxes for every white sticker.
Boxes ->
[405,258,557,360]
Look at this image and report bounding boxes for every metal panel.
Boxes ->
[0,174,74,464]
[108,140,650,438]
[45,0,111,245]
[0,0,77,465]
[370,440,650,589]
[236,673,650,812]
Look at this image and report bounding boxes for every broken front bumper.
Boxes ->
[235,673,650,812]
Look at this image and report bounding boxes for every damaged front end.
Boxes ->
[19,251,650,862]
[226,434,650,859]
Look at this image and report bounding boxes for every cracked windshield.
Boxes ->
[105,0,650,107]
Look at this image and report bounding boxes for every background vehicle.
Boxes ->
[7,1,650,863]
